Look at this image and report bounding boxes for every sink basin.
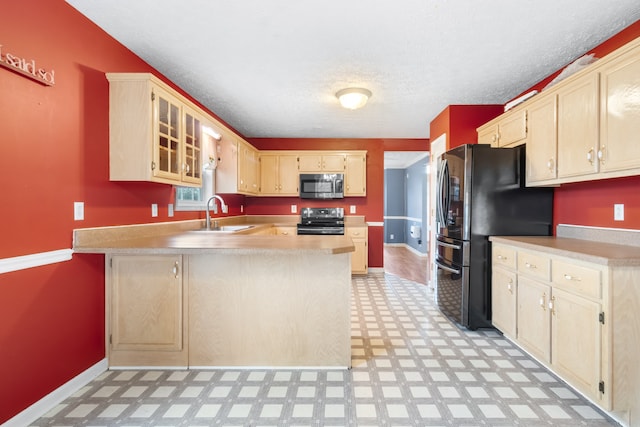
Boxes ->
[195,225,255,233]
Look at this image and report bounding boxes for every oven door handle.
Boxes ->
[437,241,461,250]
[435,260,461,275]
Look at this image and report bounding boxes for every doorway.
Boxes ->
[383,151,430,284]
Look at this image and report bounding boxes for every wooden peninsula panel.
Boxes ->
[188,250,352,368]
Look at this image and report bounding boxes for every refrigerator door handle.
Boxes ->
[436,158,450,227]
[435,259,461,275]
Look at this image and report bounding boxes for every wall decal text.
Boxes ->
[0,44,55,86]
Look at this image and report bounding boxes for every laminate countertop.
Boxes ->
[73,222,355,256]
[489,236,640,267]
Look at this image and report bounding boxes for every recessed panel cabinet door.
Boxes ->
[551,287,602,403]
[491,267,517,338]
[557,73,600,178]
[517,276,551,363]
[110,255,183,352]
[599,44,640,174]
[526,93,558,184]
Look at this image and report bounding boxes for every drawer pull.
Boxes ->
[525,262,537,269]
[497,255,507,260]
[563,273,581,281]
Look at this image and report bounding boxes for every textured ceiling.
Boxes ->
[67,0,640,139]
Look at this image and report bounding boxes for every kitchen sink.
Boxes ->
[194,225,255,233]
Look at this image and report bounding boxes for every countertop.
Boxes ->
[73,219,356,255]
[489,235,640,267]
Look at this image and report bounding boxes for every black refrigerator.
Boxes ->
[435,144,553,330]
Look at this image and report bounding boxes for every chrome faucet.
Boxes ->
[205,195,228,229]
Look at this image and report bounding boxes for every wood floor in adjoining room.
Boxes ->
[384,244,429,285]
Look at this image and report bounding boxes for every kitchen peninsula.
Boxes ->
[73,219,355,369]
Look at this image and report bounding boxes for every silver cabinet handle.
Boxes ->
[598,146,605,164]
[563,273,581,281]
[540,292,546,310]
[525,262,537,269]
[172,261,179,278]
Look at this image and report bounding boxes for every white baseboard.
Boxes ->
[3,359,107,427]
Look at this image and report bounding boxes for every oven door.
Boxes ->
[435,236,469,327]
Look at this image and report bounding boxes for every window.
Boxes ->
[175,123,220,211]
[175,168,214,211]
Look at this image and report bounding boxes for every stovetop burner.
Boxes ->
[297,207,345,235]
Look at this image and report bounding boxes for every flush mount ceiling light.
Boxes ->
[336,87,372,110]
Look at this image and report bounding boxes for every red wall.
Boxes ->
[0,1,239,423]
[429,104,503,149]
[0,2,428,422]
[248,138,430,268]
[520,20,640,231]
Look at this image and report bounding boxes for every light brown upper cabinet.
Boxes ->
[107,73,204,187]
[298,153,346,172]
[258,153,299,196]
[526,92,558,185]
[480,36,640,187]
[344,152,367,196]
[477,107,527,148]
[556,73,600,179]
[598,43,640,175]
[216,136,260,196]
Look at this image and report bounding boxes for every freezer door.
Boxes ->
[435,258,469,327]
[435,236,469,327]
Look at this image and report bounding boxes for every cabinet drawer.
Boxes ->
[493,244,516,269]
[517,250,551,281]
[346,227,367,238]
[552,259,602,299]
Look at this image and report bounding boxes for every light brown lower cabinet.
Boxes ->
[107,254,188,367]
[491,240,640,426]
[346,226,368,275]
[106,247,352,369]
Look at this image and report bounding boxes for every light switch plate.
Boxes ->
[291,205,297,213]
[350,205,356,214]
[74,202,84,221]
[614,204,624,221]
[151,203,158,217]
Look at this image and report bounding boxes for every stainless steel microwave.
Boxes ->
[299,173,344,199]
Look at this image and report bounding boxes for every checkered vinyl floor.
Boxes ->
[31,273,617,426]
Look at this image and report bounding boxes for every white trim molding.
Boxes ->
[0,249,73,275]
[367,222,384,227]
[383,215,422,222]
[3,359,107,427]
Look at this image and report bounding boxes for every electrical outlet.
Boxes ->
[241,205,244,213]
[291,204,297,213]
[74,202,84,221]
[151,203,158,217]
[390,234,395,240]
[350,205,356,214]
[168,204,174,217]
[614,204,624,221]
